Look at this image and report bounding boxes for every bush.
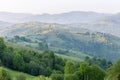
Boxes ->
[0,67,11,80]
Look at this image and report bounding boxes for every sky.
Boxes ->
[0,0,120,14]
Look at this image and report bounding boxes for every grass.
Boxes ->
[56,53,83,62]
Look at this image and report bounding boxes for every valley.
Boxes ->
[0,11,120,80]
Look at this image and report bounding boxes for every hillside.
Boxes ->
[3,22,120,62]
[0,37,113,80]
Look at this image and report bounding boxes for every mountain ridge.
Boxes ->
[0,11,113,23]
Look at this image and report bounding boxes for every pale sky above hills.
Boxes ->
[0,0,119,14]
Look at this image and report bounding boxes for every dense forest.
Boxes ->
[0,37,120,80]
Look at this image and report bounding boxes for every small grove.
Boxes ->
[0,37,120,80]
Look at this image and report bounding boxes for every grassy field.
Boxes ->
[0,67,35,80]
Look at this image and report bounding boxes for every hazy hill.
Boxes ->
[0,12,33,23]
[3,22,120,62]
[0,11,120,37]
[69,13,120,37]
[0,11,111,23]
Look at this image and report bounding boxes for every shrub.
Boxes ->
[15,73,26,80]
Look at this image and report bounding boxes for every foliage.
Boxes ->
[85,56,112,70]
[106,59,120,80]
[89,65,106,80]
[64,74,79,80]
[13,53,25,71]
[37,42,48,50]
[64,61,75,74]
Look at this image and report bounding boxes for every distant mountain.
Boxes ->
[3,22,120,62]
[30,11,112,24]
[69,13,120,37]
[0,11,112,23]
[0,12,33,23]
[1,11,120,37]
[104,13,120,23]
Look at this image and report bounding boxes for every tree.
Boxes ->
[64,61,76,80]
[64,61,75,74]
[79,62,90,80]
[79,62,105,80]
[89,65,105,80]
[0,38,5,58]
[75,71,83,80]
[27,61,41,76]
[2,47,14,68]
[0,59,2,66]
[50,74,63,80]
[49,51,55,69]
[13,53,25,71]
[38,42,48,50]
[107,59,120,80]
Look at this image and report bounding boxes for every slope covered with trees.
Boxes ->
[0,37,66,76]
[1,37,119,80]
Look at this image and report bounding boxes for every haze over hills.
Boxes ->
[0,11,120,37]
[0,20,12,28]
[0,12,33,23]
[0,11,112,23]
[0,11,120,62]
